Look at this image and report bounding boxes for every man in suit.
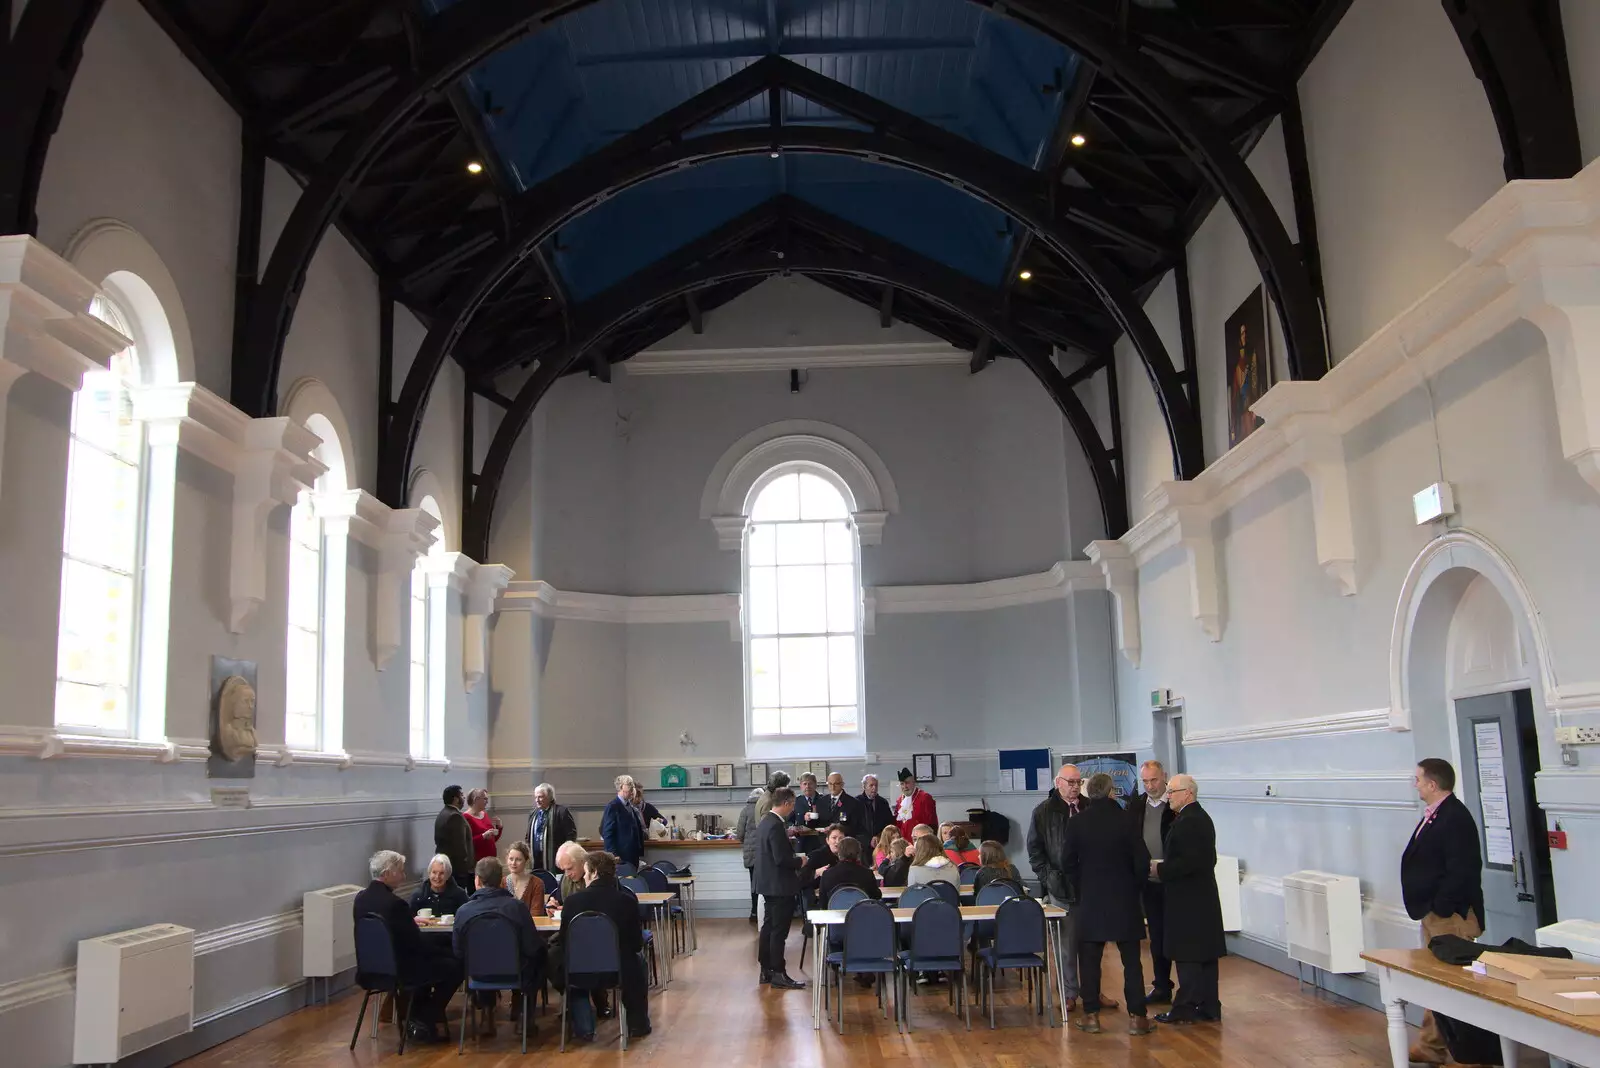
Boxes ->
[790,773,827,831]
[754,786,807,989]
[559,851,651,1041]
[1127,759,1178,1004]
[1153,774,1225,1024]
[1401,758,1485,1066]
[823,772,867,849]
[600,775,645,867]
[527,782,578,873]
[434,785,474,890]
[857,774,895,845]
[1063,773,1155,1036]
[453,856,547,1039]
[354,850,461,1044]
[1028,762,1102,1011]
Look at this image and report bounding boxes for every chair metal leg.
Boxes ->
[396,991,414,1054]
[349,992,371,1050]
[559,991,567,1053]
[458,997,469,1055]
[836,969,844,1034]
[619,985,628,1052]
[521,990,529,1055]
[988,968,996,1030]
[962,968,970,1031]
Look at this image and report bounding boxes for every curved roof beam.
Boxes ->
[378,59,1204,506]
[461,248,1126,560]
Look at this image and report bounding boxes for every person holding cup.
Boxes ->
[410,854,469,919]
[790,773,825,831]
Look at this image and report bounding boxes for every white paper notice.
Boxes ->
[1473,721,1515,867]
[999,769,1015,792]
[1036,768,1051,792]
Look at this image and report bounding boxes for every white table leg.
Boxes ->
[687,882,698,952]
[1498,1034,1518,1067]
[1379,970,1409,1068]
[812,922,824,1030]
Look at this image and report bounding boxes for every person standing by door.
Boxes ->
[754,787,807,990]
[1127,759,1177,1005]
[1401,758,1484,1067]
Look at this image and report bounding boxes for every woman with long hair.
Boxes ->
[873,825,903,868]
[906,834,959,886]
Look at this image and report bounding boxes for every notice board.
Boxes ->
[998,748,1053,792]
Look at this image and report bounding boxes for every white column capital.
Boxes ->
[463,562,514,692]
[1085,539,1140,666]
[229,417,326,633]
[1142,481,1222,641]
[1252,382,1358,595]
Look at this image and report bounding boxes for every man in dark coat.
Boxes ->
[434,785,474,890]
[1400,758,1484,1065]
[1027,762,1093,1010]
[823,772,868,850]
[857,774,895,845]
[753,787,807,989]
[600,775,645,866]
[790,773,827,831]
[453,857,547,1039]
[527,782,578,873]
[1153,775,1225,1024]
[1063,773,1155,1035]
[353,850,461,1044]
[1126,759,1178,1004]
[559,851,651,1040]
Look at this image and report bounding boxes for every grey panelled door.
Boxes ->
[1453,692,1541,944]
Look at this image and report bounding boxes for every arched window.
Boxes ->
[410,495,446,761]
[53,295,144,733]
[284,411,347,752]
[744,465,864,753]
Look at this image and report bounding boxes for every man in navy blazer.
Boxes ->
[1400,758,1484,1065]
[601,775,644,866]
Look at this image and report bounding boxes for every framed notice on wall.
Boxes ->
[749,762,769,787]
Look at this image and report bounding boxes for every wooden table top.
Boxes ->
[808,903,1066,924]
[1363,949,1600,1037]
[577,838,740,850]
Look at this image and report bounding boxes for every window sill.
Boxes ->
[408,756,451,772]
[0,728,203,762]
[745,735,867,762]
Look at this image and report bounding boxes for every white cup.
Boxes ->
[417,908,433,919]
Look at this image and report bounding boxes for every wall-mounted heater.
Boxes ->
[73,923,194,1064]
[1283,870,1365,973]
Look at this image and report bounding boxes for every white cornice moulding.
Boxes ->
[314,489,438,668]
[1533,770,1600,814]
[1201,772,1416,809]
[464,562,514,691]
[627,340,966,375]
[1181,708,1394,746]
[1085,540,1140,666]
[0,236,130,501]
[421,550,479,592]
[497,581,743,638]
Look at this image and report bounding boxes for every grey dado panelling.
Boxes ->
[0,759,446,1068]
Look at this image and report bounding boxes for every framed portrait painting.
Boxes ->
[1225,285,1271,448]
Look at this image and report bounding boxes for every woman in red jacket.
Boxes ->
[462,788,502,862]
[892,767,937,841]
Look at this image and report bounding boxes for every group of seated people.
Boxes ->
[868,822,1019,890]
[353,840,653,1046]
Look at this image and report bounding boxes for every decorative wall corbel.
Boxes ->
[1085,539,1141,666]
[1146,481,1222,641]
[1252,382,1358,595]
[0,236,129,500]
[464,563,514,692]
[229,418,324,633]
[317,489,438,667]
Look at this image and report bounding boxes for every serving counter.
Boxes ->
[577,838,751,918]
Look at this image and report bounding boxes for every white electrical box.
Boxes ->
[1554,725,1600,746]
[1413,481,1456,525]
[1283,870,1365,974]
[73,923,194,1064]
[1150,688,1173,709]
[303,884,362,978]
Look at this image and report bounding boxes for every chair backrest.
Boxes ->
[533,869,559,894]
[841,900,897,966]
[827,885,869,911]
[896,884,938,911]
[462,912,522,983]
[619,875,652,897]
[909,898,964,961]
[975,881,1021,908]
[616,861,639,877]
[641,867,671,894]
[929,879,962,908]
[958,863,981,885]
[565,911,622,982]
[649,860,679,876]
[992,896,1047,957]
[353,916,399,984]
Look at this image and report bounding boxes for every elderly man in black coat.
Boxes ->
[1153,774,1225,1024]
[1063,773,1156,1036]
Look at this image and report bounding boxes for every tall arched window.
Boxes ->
[410,495,446,761]
[744,465,863,752]
[284,412,347,752]
[53,296,144,733]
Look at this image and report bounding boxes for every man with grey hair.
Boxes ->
[1127,759,1177,1004]
[1152,774,1225,1025]
[354,850,461,1044]
[601,775,645,866]
[527,782,577,872]
[858,774,895,845]
[791,772,825,829]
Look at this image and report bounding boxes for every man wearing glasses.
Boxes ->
[1150,774,1225,1024]
[1028,762,1114,1014]
[1127,760,1177,1005]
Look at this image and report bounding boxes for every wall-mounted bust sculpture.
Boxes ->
[216,674,258,762]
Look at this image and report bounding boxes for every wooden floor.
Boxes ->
[178,919,1399,1067]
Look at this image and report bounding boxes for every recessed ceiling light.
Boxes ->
[466,161,484,174]
[770,150,781,159]
[1018,269,1033,281]
[1070,133,1087,148]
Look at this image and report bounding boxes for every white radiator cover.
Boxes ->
[1215,854,1242,932]
[1283,870,1365,974]
[1537,919,1600,963]
[73,923,195,1064]
[303,884,363,978]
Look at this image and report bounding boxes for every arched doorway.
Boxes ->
[1391,532,1559,941]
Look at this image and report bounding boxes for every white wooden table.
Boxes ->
[1363,950,1600,1068]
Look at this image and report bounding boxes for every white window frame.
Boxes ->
[284,489,326,751]
[741,461,866,760]
[52,295,148,738]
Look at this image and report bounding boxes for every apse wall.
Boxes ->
[485,278,1122,864]
[0,1,483,1063]
[1090,0,1600,1007]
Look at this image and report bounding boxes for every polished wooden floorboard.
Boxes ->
[178,919,1397,1066]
